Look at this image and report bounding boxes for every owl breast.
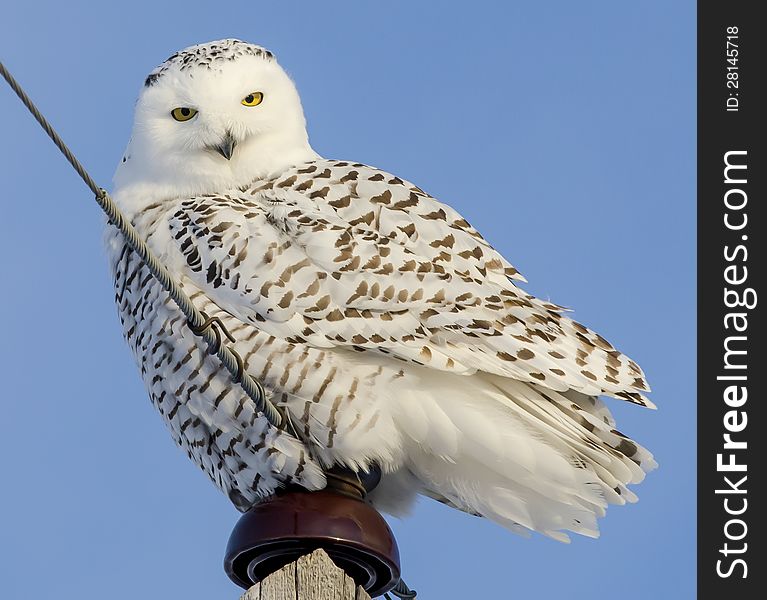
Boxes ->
[106,206,337,509]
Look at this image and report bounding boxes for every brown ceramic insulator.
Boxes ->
[224,489,400,597]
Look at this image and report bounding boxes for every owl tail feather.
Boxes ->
[388,370,656,541]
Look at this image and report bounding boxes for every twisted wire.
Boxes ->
[0,60,284,430]
[384,578,418,599]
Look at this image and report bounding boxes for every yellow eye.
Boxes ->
[241,92,264,107]
[171,107,198,122]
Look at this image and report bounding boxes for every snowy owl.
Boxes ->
[108,39,656,542]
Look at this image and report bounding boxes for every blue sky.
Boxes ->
[0,2,695,598]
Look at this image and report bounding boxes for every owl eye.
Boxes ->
[241,92,264,107]
[171,107,198,122]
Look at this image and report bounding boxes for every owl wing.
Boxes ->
[168,160,653,408]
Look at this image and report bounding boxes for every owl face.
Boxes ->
[115,40,315,196]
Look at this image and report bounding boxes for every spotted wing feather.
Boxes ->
[168,159,653,408]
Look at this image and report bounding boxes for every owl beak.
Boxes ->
[214,131,237,160]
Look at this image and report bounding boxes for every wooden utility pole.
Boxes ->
[240,549,372,600]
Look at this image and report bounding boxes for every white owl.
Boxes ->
[108,39,656,542]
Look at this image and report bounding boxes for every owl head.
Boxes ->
[114,39,316,200]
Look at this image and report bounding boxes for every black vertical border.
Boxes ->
[698,2,765,598]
